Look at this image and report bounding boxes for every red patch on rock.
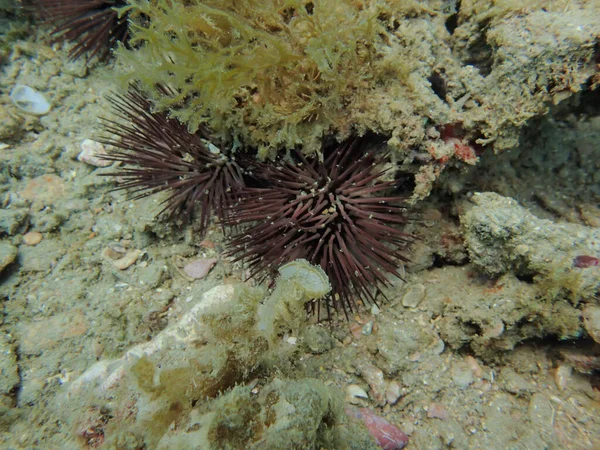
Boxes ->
[346,406,409,449]
[573,255,600,268]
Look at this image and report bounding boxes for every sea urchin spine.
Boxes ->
[100,87,245,235]
[225,136,414,318]
[29,0,130,62]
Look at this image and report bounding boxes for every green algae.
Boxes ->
[117,0,386,156]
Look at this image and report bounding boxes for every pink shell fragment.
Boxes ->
[573,255,599,268]
[183,258,217,279]
[346,406,408,450]
[77,139,113,167]
[426,402,448,420]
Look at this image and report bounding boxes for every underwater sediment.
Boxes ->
[0,0,599,449]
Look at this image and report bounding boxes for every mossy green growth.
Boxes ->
[118,0,386,156]
[161,378,379,450]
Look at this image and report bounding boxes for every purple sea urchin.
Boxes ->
[30,0,129,62]
[225,136,414,318]
[101,87,245,235]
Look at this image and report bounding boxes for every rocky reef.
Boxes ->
[117,0,600,194]
[0,1,599,449]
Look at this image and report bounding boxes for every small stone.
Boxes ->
[422,208,442,221]
[582,306,600,344]
[408,352,421,362]
[426,402,448,421]
[401,284,425,308]
[358,363,386,405]
[199,239,215,249]
[23,231,43,246]
[385,381,401,405]
[350,322,363,340]
[77,139,112,167]
[451,362,474,389]
[572,255,600,268]
[362,321,374,336]
[465,355,483,378]
[102,243,127,260]
[183,258,217,279]
[0,242,18,273]
[113,250,143,270]
[554,365,572,391]
[102,247,143,270]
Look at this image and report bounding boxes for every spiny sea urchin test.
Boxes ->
[100,87,245,235]
[29,0,130,62]
[225,135,414,319]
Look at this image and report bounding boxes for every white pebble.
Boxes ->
[402,283,426,308]
[554,365,572,391]
[77,139,112,167]
[102,247,143,270]
[582,306,600,344]
[183,258,217,279]
[361,321,374,335]
[385,381,401,405]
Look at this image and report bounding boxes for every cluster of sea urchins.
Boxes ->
[223,139,414,318]
[101,89,414,318]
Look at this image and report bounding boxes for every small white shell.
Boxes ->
[346,384,369,403]
[10,85,51,115]
[278,258,331,299]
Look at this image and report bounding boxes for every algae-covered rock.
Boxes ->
[116,0,600,177]
[444,192,600,357]
[157,378,379,450]
[461,192,600,301]
[61,261,338,448]
[119,0,387,156]
[436,269,582,358]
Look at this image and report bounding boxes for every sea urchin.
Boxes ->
[100,87,245,235]
[225,136,414,318]
[30,0,130,62]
